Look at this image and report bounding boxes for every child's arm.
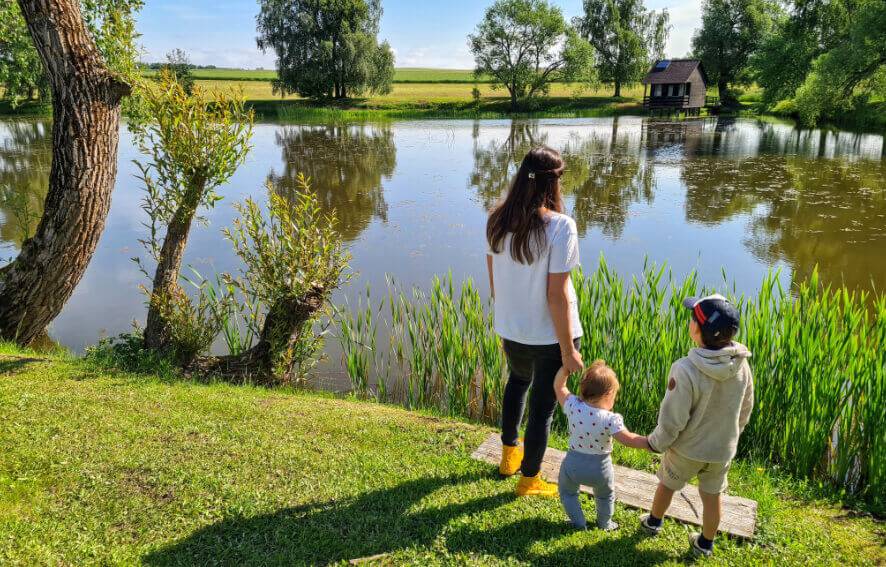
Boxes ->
[613,430,650,451]
[553,366,572,408]
[647,364,693,454]
[738,370,754,434]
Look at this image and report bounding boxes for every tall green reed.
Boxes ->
[336,257,886,508]
[182,266,261,356]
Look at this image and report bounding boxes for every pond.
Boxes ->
[2,116,885,381]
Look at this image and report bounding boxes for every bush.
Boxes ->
[770,99,797,117]
[216,175,350,381]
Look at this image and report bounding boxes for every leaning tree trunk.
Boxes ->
[143,179,205,351]
[192,287,326,383]
[0,0,129,345]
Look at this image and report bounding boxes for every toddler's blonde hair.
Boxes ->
[580,359,620,402]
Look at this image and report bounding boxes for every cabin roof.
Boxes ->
[642,59,708,86]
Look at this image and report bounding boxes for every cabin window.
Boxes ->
[654,84,662,96]
[686,83,691,97]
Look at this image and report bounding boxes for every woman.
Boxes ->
[486,146,583,497]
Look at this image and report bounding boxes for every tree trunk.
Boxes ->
[143,180,205,351]
[718,79,731,106]
[0,0,129,346]
[192,287,325,382]
[509,89,518,112]
[614,79,621,98]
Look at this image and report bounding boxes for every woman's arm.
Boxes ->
[553,366,571,407]
[487,254,494,299]
[613,431,650,451]
[548,272,582,373]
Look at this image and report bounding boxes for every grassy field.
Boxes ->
[141,67,482,83]
[1,344,884,566]
[190,79,648,120]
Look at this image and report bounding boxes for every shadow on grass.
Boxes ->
[0,356,45,375]
[143,470,668,566]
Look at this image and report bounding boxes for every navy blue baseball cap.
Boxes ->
[683,294,740,338]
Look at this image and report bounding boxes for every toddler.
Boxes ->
[553,360,649,530]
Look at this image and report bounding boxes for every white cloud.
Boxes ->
[662,0,702,58]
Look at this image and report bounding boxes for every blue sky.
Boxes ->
[136,0,702,69]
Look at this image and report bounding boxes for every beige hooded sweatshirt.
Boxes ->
[648,342,754,463]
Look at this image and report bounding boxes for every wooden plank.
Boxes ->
[471,433,757,538]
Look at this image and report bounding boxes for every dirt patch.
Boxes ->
[119,468,174,505]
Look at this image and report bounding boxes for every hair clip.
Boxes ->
[527,172,536,179]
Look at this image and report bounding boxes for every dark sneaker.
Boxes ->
[689,533,714,558]
[639,513,663,536]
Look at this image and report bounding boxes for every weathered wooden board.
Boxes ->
[471,434,757,538]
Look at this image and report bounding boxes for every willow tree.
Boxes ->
[256,0,395,99]
[468,0,597,112]
[691,0,775,105]
[0,0,138,345]
[575,0,669,97]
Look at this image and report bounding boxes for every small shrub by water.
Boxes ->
[337,257,886,508]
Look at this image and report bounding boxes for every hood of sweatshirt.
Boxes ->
[688,342,752,381]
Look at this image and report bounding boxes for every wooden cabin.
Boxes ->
[641,59,714,116]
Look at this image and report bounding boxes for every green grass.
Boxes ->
[338,259,886,510]
[141,68,484,83]
[0,347,884,565]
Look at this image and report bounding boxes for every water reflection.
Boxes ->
[267,124,396,241]
[564,119,655,238]
[469,121,546,210]
[469,118,655,238]
[682,154,886,290]
[0,116,884,351]
[0,121,50,251]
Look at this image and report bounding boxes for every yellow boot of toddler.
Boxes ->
[515,473,557,497]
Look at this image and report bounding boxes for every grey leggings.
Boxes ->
[558,450,615,529]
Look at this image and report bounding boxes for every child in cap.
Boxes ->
[553,360,649,530]
[640,294,754,558]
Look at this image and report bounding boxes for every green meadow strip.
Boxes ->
[336,256,886,508]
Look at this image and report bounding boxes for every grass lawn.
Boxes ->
[142,68,483,83]
[194,79,643,104]
[188,80,648,120]
[1,346,884,566]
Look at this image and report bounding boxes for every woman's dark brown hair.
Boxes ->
[486,146,566,264]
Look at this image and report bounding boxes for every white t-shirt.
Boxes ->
[564,395,626,455]
[487,211,582,345]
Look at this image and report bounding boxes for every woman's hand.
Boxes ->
[560,348,583,374]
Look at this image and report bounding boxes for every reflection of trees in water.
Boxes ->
[681,155,886,291]
[0,121,51,249]
[469,119,654,238]
[268,124,396,242]
[469,121,547,211]
[564,119,654,238]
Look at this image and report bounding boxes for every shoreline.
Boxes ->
[4,97,884,134]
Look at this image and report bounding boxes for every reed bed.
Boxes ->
[336,257,886,508]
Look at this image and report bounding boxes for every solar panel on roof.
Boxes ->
[654,60,670,70]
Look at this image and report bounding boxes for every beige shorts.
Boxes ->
[656,450,731,494]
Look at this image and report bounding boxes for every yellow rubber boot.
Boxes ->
[515,473,557,497]
[499,440,524,476]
